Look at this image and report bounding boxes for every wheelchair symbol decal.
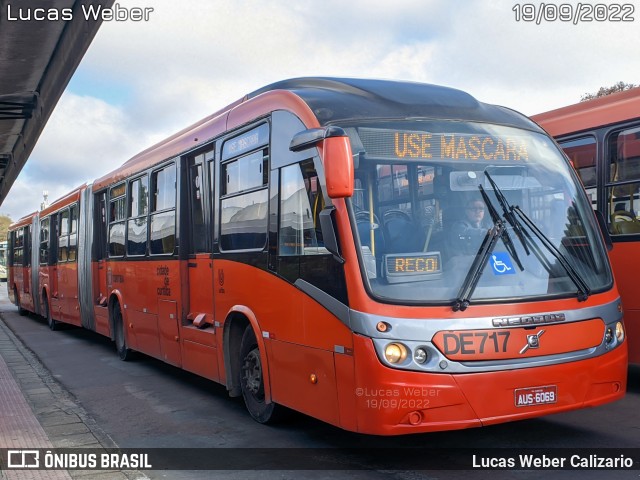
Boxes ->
[491,252,515,275]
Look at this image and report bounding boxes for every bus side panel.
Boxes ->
[268,339,341,427]
[92,262,111,337]
[181,325,218,381]
[158,299,181,367]
[38,268,50,311]
[214,259,351,424]
[94,305,111,337]
[334,352,358,432]
[58,262,81,327]
[111,259,179,359]
[18,267,35,313]
[609,242,640,363]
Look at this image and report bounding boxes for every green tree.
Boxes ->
[581,81,638,102]
[0,215,12,242]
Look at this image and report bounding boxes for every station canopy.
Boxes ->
[0,0,113,207]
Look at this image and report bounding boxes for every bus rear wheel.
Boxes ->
[14,288,27,316]
[113,303,134,361]
[44,295,58,331]
[239,325,279,424]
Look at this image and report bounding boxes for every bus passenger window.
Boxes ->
[68,205,78,262]
[220,149,269,251]
[607,126,640,234]
[150,165,176,255]
[127,176,149,256]
[109,183,126,257]
[13,228,23,265]
[58,209,70,262]
[558,136,597,207]
[40,218,50,265]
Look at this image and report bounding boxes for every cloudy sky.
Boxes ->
[2,0,640,220]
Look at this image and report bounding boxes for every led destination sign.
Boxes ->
[384,252,442,283]
[358,128,531,162]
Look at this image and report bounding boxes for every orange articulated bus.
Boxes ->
[532,87,640,365]
[7,78,627,435]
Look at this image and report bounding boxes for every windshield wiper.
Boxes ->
[484,170,590,302]
[484,171,530,258]
[452,220,504,312]
[479,184,524,271]
[452,184,524,312]
[512,205,591,301]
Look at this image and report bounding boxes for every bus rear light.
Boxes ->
[384,343,408,364]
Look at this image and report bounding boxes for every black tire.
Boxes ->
[239,325,279,424]
[15,288,27,316]
[113,303,134,361]
[44,295,58,331]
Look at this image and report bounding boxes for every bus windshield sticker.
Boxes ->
[490,252,515,275]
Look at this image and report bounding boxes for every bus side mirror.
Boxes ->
[323,135,354,199]
[290,126,354,199]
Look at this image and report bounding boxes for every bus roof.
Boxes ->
[249,77,540,129]
[532,87,640,137]
[93,77,542,191]
[9,211,37,230]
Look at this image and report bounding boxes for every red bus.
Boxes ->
[8,78,626,435]
[532,87,640,364]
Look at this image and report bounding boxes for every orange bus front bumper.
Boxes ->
[350,334,627,436]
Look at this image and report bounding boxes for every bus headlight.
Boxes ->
[384,343,408,364]
[615,322,625,342]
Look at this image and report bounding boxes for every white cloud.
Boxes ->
[1,93,155,219]
[3,0,640,220]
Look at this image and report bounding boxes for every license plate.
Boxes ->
[514,385,557,407]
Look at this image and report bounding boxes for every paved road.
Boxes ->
[1,285,638,479]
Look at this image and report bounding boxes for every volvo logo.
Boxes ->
[520,330,545,354]
[492,313,566,328]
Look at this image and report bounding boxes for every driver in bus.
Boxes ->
[450,198,489,254]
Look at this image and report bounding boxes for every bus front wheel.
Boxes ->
[239,325,279,424]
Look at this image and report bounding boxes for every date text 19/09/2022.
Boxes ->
[3,3,154,22]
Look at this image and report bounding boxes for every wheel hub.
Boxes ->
[242,349,262,395]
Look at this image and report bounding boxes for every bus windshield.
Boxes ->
[343,120,612,305]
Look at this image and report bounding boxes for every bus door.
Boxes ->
[182,148,219,379]
[94,192,108,306]
[56,208,70,323]
[49,215,60,313]
[22,226,31,299]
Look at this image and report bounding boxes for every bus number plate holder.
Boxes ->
[514,385,557,407]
